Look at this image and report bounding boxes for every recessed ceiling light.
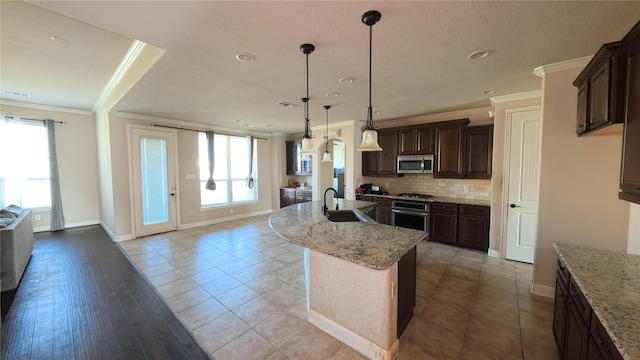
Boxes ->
[235,53,255,63]
[482,90,496,95]
[51,35,69,43]
[468,50,490,60]
[1,90,31,97]
[327,92,340,97]
[374,110,381,115]
[275,101,296,108]
[339,77,355,84]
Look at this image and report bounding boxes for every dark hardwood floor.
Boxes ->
[1,225,209,360]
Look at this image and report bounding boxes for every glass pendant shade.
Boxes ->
[300,136,315,155]
[358,129,383,151]
[322,149,332,162]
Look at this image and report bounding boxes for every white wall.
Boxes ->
[532,63,629,294]
[0,102,101,230]
[628,203,640,255]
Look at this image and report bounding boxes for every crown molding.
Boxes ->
[533,56,593,77]
[92,40,146,113]
[110,110,271,138]
[0,99,93,115]
[490,90,542,104]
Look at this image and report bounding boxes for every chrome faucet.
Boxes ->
[322,187,339,215]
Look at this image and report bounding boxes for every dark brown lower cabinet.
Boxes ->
[554,258,623,360]
[397,245,416,338]
[375,197,392,225]
[429,203,458,244]
[565,303,589,360]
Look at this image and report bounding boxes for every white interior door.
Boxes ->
[505,107,541,263]
[131,127,177,237]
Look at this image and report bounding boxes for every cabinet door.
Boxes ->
[285,141,312,175]
[378,130,399,175]
[589,62,610,129]
[398,129,417,155]
[565,303,589,360]
[464,125,493,179]
[362,151,379,176]
[576,83,589,135]
[397,246,416,338]
[588,337,605,360]
[430,203,458,244]
[457,206,489,251]
[620,42,640,202]
[416,127,435,154]
[553,277,568,353]
[285,141,296,175]
[434,124,465,178]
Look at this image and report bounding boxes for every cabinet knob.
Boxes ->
[637,185,640,189]
[596,337,605,345]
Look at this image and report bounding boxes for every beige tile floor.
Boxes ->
[119,214,560,360]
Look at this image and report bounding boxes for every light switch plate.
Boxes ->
[185,173,196,180]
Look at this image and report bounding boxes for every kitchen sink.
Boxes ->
[326,210,364,222]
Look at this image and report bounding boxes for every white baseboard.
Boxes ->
[532,283,555,299]
[308,309,399,360]
[488,249,501,258]
[33,220,100,233]
[178,209,273,230]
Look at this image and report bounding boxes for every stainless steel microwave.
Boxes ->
[397,154,434,174]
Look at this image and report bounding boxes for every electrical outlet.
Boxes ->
[391,280,397,299]
[463,185,470,193]
[230,208,234,214]
[35,214,41,220]
[185,173,196,180]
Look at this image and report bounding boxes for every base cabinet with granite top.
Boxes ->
[279,188,312,208]
[553,249,625,360]
[430,202,490,251]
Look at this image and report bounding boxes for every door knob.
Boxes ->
[510,204,520,208]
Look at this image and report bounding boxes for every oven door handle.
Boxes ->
[392,209,429,217]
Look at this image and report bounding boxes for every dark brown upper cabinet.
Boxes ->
[464,125,493,179]
[398,126,435,155]
[434,119,470,178]
[620,21,640,204]
[361,129,401,177]
[573,41,627,136]
[285,141,312,175]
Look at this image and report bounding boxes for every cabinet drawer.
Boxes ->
[431,203,457,212]
[375,197,392,207]
[557,258,569,287]
[459,205,489,216]
[569,276,591,326]
[590,314,623,360]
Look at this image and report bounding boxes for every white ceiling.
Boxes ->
[2,1,639,134]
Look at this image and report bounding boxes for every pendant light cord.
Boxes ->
[325,105,331,152]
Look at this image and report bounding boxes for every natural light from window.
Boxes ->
[0,119,51,209]
[198,133,256,207]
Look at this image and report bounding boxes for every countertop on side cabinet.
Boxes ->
[553,244,640,360]
[269,199,427,270]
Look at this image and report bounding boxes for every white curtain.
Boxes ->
[246,136,255,189]
[205,130,216,190]
[45,119,65,231]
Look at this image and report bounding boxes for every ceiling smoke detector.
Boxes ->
[235,53,255,62]
[468,50,490,60]
[275,101,297,108]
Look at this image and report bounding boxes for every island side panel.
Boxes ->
[305,249,398,359]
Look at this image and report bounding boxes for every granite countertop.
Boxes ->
[270,199,427,270]
[553,244,640,360]
[357,193,491,207]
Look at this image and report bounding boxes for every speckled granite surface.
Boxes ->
[270,199,427,270]
[357,194,491,207]
[553,244,640,360]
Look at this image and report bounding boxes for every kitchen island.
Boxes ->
[270,199,427,360]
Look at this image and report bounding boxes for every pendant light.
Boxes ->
[322,105,333,162]
[357,10,383,152]
[299,43,315,156]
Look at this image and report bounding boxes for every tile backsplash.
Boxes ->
[361,174,491,201]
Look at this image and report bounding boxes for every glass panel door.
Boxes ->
[131,128,177,237]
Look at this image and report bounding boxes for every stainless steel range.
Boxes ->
[391,193,432,232]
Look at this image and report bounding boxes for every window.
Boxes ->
[199,133,256,207]
[0,119,51,208]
